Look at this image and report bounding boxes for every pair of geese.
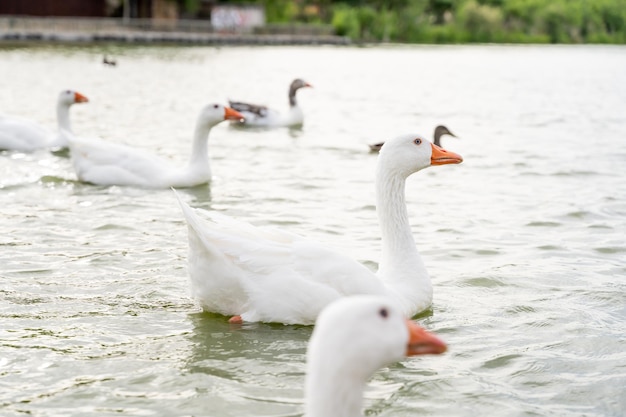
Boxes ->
[1,83,461,416]
[0,79,313,186]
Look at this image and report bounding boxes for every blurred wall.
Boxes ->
[0,0,107,17]
[0,0,175,19]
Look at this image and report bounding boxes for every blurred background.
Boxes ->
[1,0,625,45]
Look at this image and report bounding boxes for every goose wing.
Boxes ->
[175,193,386,324]
[228,100,269,118]
[69,134,173,187]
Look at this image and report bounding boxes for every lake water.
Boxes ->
[1,44,625,417]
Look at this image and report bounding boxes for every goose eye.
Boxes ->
[379,308,388,319]
[213,104,219,109]
[414,138,422,145]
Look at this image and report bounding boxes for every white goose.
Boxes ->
[228,78,312,128]
[0,89,89,152]
[176,133,462,324]
[305,295,447,417]
[68,104,243,188]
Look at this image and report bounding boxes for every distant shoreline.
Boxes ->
[0,31,351,46]
[0,16,349,46]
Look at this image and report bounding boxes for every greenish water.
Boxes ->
[1,44,625,416]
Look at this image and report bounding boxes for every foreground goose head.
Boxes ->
[305,295,447,417]
[377,133,463,179]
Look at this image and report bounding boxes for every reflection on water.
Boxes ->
[0,44,625,417]
[186,312,310,417]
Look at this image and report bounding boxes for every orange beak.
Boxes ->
[406,319,447,356]
[224,106,244,122]
[430,143,463,166]
[74,92,89,103]
[304,82,313,88]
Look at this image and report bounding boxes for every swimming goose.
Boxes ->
[0,89,89,152]
[175,133,462,324]
[69,103,243,188]
[102,56,117,67]
[305,295,447,417]
[228,78,312,128]
[369,125,457,152]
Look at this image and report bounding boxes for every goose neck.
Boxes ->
[375,164,432,315]
[305,364,366,417]
[56,102,72,133]
[288,87,298,107]
[375,168,417,261]
[188,122,212,168]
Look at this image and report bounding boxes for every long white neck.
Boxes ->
[305,356,368,417]
[375,164,432,316]
[56,101,72,134]
[51,101,72,148]
[187,121,213,176]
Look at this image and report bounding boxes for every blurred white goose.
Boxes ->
[69,104,243,188]
[228,78,312,128]
[305,295,447,417]
[0,89,89,152]
[176,133,462,324]
[369,125,457,153]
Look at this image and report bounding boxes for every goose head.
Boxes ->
[378,133,463,178]
[434,125,456,139]
[197,103,244,127]
[289,79,313,107]
[58,89,89,106]
[305,296,446,417]
[290,78,313,91]
[433,125,457,147]
[308,295,447,373]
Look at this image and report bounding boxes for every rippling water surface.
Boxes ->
[1,44,625,417]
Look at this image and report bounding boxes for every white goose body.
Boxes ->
[69,104,242,188]
[229,78,311,128]
[233,105,304,128]
[305,295,447,417]
[176,134,462,324]
[0,90,88,152]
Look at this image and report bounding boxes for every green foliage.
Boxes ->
[429,0,456,23]
[357,6,377,39]
[593,0,626,37]
[458,0,504,42]
[264,0,299,23]
[539,2,573,43]
[331,4,360,38]
[251,0,626,44]
[180,0,201,14]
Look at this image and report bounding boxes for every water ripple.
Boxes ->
[1,44,625,417]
